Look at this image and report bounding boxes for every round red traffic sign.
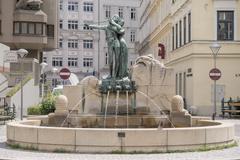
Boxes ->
[209,68,221,81]
[59,68,71,80]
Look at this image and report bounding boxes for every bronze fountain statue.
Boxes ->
[85,15,136,93]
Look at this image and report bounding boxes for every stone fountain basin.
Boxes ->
[6,118,235,153]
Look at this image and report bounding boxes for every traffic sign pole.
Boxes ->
[209,68,221,120]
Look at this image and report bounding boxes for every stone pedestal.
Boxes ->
[136,107,150,115]
[54,95,69,115]
[170,112,192,127]
[61,55,174,117]
[48,95,69,127]
[170,95,192,127]
[48,113,68,127]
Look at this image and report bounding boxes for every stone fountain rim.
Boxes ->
[6,119,235,153]
[7,119,233,131]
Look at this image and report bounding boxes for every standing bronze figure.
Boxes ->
[85,15,128,80]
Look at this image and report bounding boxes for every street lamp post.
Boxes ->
[40,62,48,98]
[17,49,28,120]
[209,43,221,120]
[52,68,58,89]
[97,0,100,79]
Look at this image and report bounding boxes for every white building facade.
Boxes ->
[43,0,141,89]
[138,0,240,116]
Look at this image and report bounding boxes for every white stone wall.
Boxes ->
[10,79,40,119]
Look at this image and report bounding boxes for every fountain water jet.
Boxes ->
[115,91,120,128]
[60,92,98,127]
[137,91,175,128]
[104,91,110,128]
[126,91,129,128]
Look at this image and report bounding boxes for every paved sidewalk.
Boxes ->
[0,119,240,160]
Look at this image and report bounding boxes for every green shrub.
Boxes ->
[8,143,37,151]
[27,93,56,115]
[27,105,41,115]
[39,93,56,115]
[53,148,69,153]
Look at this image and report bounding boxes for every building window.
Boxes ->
[68,39,78,49]
[14,22,20,34]
[83,58,93,67]
[175,23,178,48]
[130,31,136,42]
[217,11,234,41]
[43,57,47,63]
[59,38,63,48]
[188,12,191,42]
[130,8,136,20]
[118,7,123,18]
[47,25,54,37]
[68,1,78,11]
[83,24,93,30]
[28,23,35,34]
[179,73,182,96]
[105,52,108,65]
[59,20,63,29]
[52,78,58,88]
[183,16,187,44]
[21,22,28,34]
[105,6,111,18]
[68,57,78,67]
[68,20,78,30]
[60,0,63,10]
[183,72,186,98]
[52,57,63,67]
[179,20,182,47]
[83,40,93,49]
[0,20,1,34]
[13,22,45,36]
[83,2,93,12]
[172,26,175,50]
[36,23,44,35]
[175,73,178,95]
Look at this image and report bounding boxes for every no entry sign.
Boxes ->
[59,68,71,80]
[209,68,221,81]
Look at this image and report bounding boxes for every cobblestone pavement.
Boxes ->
[0,119,240,160]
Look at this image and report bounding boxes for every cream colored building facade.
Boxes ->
[0,0,58,60]
[0,0,58,86]
[138,0,240,116]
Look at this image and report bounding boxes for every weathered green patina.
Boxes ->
[99,78,137,94]
[85,15,136,93]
